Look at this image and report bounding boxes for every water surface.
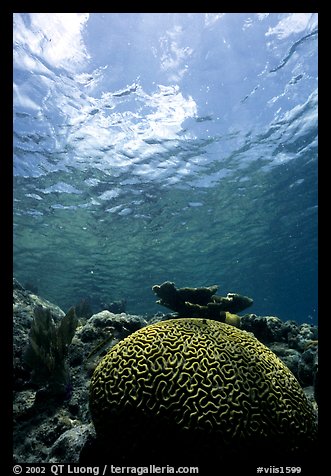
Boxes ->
[13,13,318,322]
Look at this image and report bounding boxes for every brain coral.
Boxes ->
[89,318,317,463]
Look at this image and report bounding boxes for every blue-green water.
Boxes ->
[13,13,318,323]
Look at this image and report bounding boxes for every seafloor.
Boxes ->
[13,278,318,469]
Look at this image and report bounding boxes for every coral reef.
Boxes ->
[12,279,318,470]
[240,314,318,389]
[152,281,253,320]
[13,281,148,464]
[71,310,147,376]
[88,318,317,465]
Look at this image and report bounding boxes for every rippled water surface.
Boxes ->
[13,13,318,322]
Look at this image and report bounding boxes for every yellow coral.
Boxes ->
[89,318,317,459]
[224,311,241,327]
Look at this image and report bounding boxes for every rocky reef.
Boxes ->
[13,279,147,463]
[12,279,318,469]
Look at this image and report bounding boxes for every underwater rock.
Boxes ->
[267,343,301,377]
[288,323,318,352]
[13,278,65,321]
[282,319,300,336]
[152,281,253,320]
[48,424,96,463]
[100,299,127,314]
[240,314,288,343]
[72,310,148,372]
[302,386,318,416]
[13,285,151,464]
[88,310,147,333]
[240,314,318,348]
[13,405,80,463]
[240,314,318,387]
[13,390,37,422]
[147,311,177,325]
[298,345,318,387]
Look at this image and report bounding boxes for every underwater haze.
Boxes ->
[13,13,318,323]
